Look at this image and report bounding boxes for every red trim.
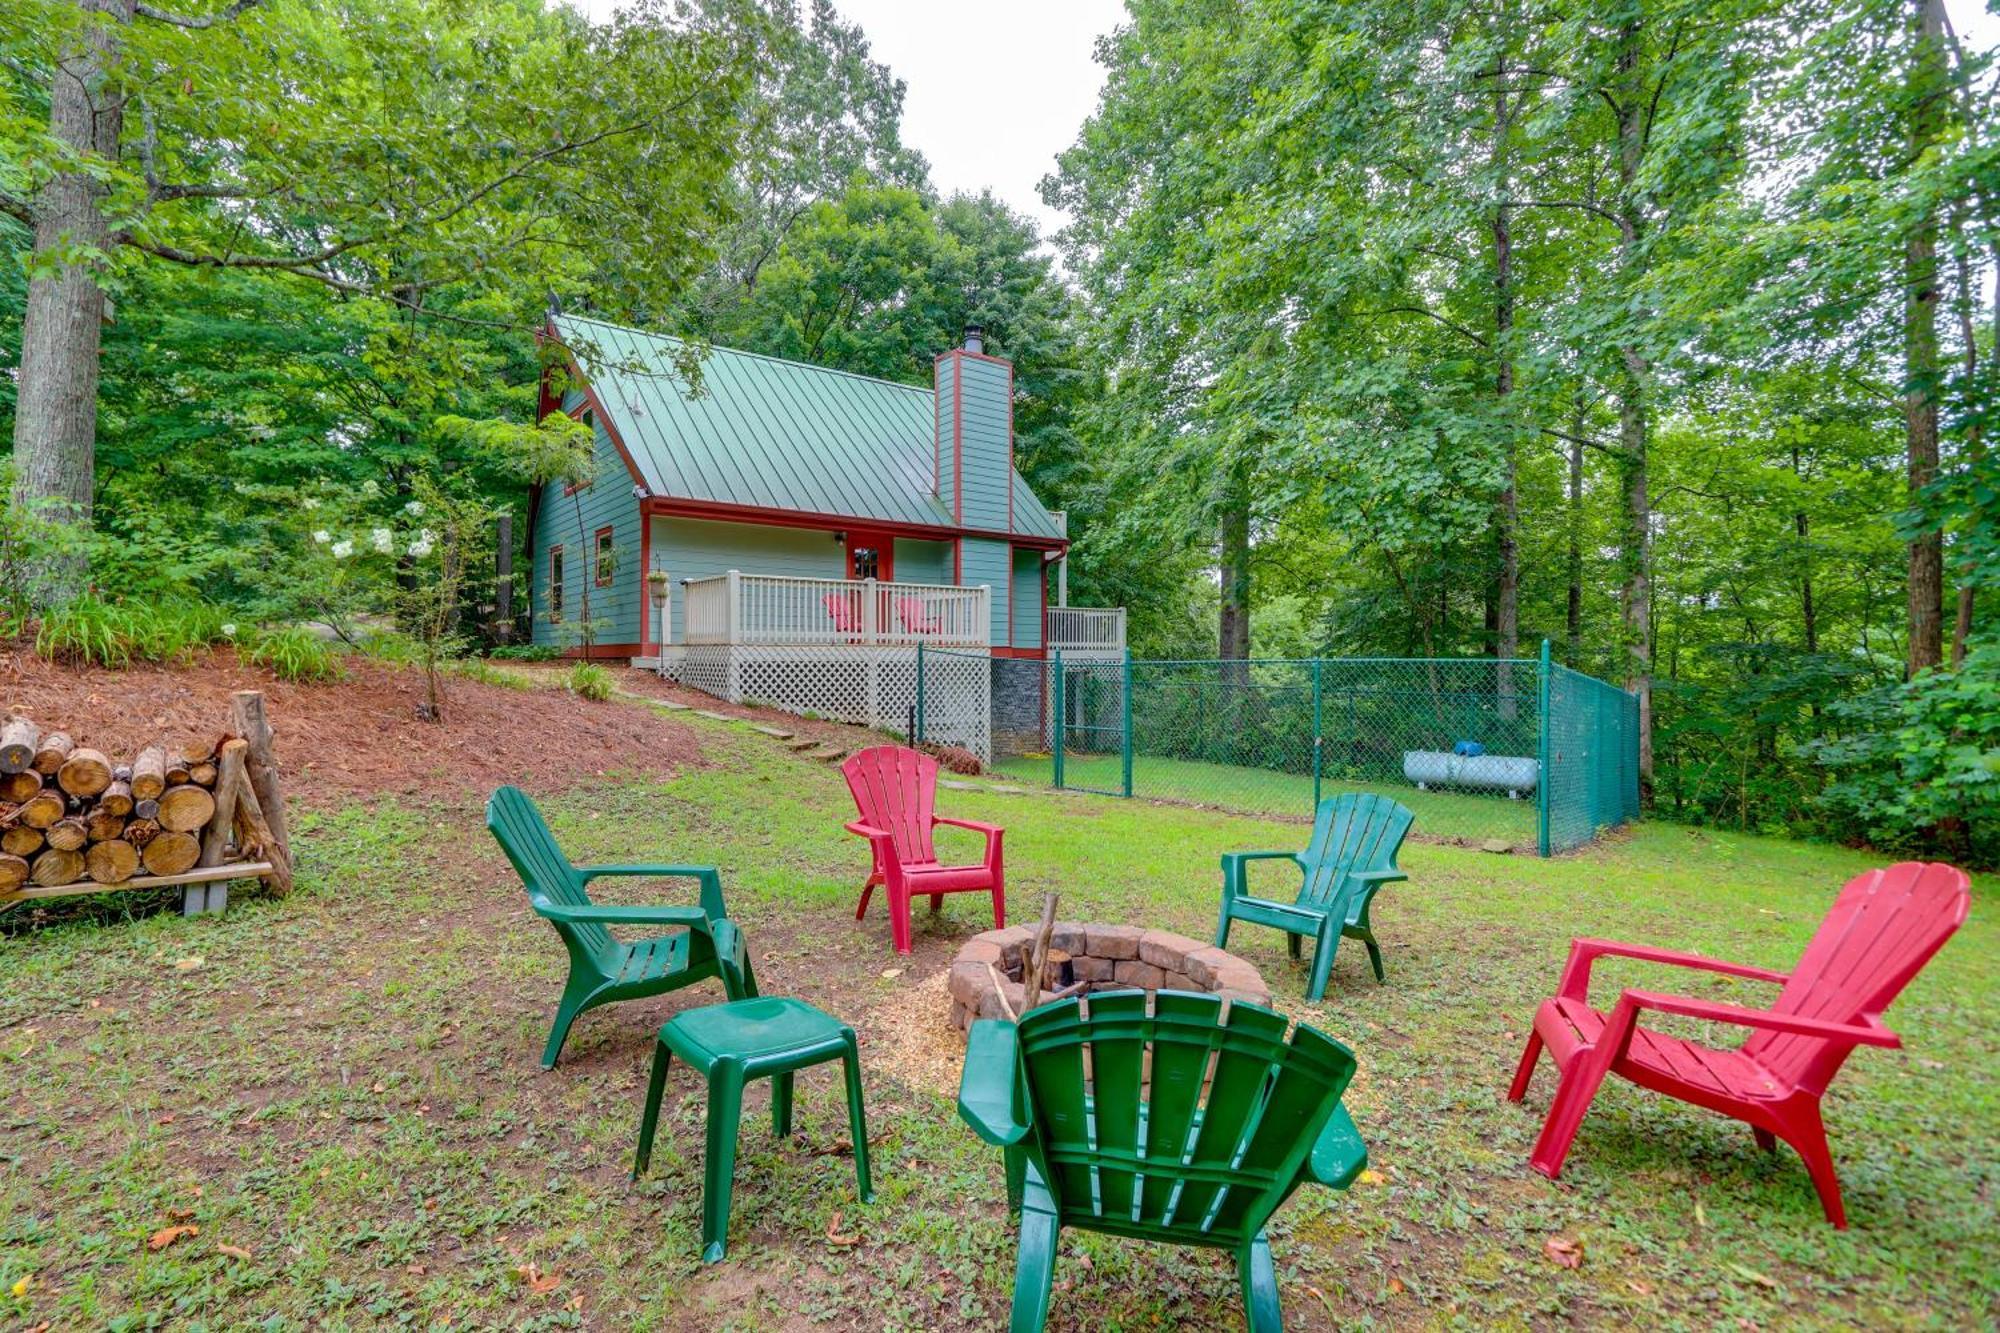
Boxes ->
[548,544,566,622]
[593,525,615,588]
[952,354,964,523]
[641,496,1065,552]
[991,646,1045,659]
[845,528,894,581]
[952,538,963,583]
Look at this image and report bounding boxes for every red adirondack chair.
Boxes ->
[840,745,1005,955]
[1507,861,1969,1227]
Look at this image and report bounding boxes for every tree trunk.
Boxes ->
[1217,457,1252,663]
[1904,0,1948,676]
[11,0,134,604]
[1612,17,1654,788]
[1490,80,1519,668]
[1566,396,1586,657]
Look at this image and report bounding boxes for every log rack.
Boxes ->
[0,690,293,918]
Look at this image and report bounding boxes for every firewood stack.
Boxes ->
[0,692,293,902]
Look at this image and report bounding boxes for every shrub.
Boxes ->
[240,626,345,684]
[566,662,614,701]
[451,658,538,691]
[490,643,562,661]
[34,597,132,668]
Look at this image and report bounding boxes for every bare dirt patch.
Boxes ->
[0,646,704,808]
[597,666,902,752]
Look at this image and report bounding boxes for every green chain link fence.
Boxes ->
[917,641,1638,854]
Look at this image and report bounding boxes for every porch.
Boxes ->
[680,572,991,649]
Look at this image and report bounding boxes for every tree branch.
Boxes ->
[1539,425,1617,456]
[1356,305,1490,349]
[1515,198,1623,227]
[133,0,260,29]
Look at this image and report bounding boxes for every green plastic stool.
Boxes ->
[634,996,874,1262]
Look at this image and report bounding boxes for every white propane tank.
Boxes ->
[1403,750,1540,798]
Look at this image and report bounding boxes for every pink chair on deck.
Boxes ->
[840,745,1005,955]
[895,595,942,637]
[822,591,863,635]
[1507,861,1969,1228]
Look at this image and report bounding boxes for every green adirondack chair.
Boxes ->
[486,786,757,1068]
[958,991,1368,1332]
[1215,792,1414,1001]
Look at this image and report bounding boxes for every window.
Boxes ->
[594,526,615,588]
[548,546,565,621]
[850,545,882,580]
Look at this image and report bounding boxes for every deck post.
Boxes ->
[1537,638,1553,857]
[724,570,742,700]
[1052,651,1066,790]
[1120,650,1133,797]
[915,642,927,744]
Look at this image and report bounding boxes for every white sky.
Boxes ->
[572,0,1999,248]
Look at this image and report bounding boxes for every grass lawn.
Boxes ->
[2,703,1992,1330]
[992,751,1541,847]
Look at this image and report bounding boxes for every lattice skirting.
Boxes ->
[660,646,991,763]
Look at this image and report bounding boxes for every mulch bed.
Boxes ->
[0,645,706,808]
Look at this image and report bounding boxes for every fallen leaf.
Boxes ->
[879,967,902,980]
[1357,1169,1386,1186]
[216,1243,252,1261]
[824,1211,859,1246]
[1387,1276,1406,1296]
[10,1274,33,1297]
[514,1262,561,1295]
[405,1263,427,1276]
[172,957,205,972]
[1695,1199,1708,1229]
[1543,1236,1583,1270]
[1727,1262,1778,1290]
[154,1114,176,1126]
[370,1082,386,1094]
[165,1207,196,1222]
[1628,1280,1654,1296]
[148,1224,199,1251]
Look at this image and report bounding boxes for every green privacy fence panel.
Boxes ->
[916,643,1638,855]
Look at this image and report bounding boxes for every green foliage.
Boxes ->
[448,658,538,691]
[1815,638,2000,865]
[565,662,614,701]
[489,643,562,662]
[32,597,234,669]
[238,626,345,685]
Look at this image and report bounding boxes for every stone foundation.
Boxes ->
[946,922,1272,1032]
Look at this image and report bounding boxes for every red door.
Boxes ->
[846,531,893,582]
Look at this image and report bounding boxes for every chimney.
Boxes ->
[934,334,1012,529]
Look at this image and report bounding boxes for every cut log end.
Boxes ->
[0,716,41,775]
[0,852,27,893]
[157,784,217,834]
[85,839,140,885]
[44,818,88,852]
[140,831,201,877]
[29,847,85,887]
[56,747,113,799]
[130,746,168,802]
[30,731,74,776]
[0,771,42,804]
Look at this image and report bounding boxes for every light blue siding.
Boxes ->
[959,538,1012,647]
[1011,548,1044,649]
[531,414,640,649]
[934,358,956,518]
[893,538,952,584]
[650,516,844,643]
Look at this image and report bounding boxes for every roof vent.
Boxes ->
[963,325,984,355]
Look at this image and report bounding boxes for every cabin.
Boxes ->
[527,314,1125,758]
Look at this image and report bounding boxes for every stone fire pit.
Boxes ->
[946,922,1272,1032]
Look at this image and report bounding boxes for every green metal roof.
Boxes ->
[553,315,1064,541]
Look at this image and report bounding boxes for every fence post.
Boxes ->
[1311,658,1324,810]
[1537,638,1553,857]
[915,642,926,744]
[1120,650,1134,797]
[1052,651,1066,790]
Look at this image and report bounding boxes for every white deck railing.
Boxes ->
[1047,606,1126,656]
[681,571,990,649]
